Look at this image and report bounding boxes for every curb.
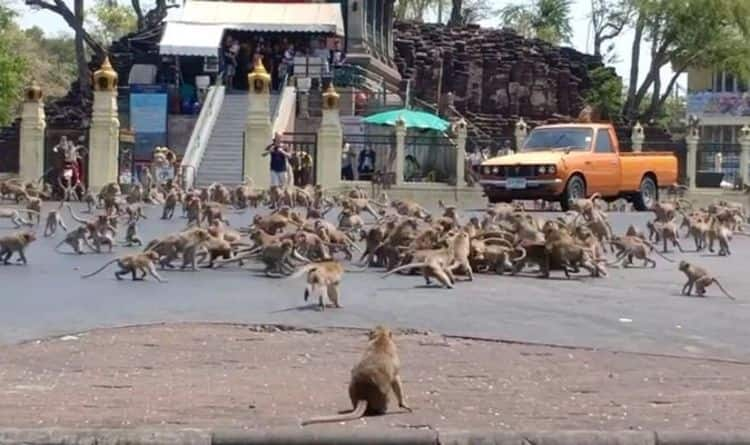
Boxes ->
[3,429,750,445]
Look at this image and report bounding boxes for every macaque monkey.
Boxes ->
[43,203,68,237]
[678,261,735,300]
[82,251,165,282]
[290,261,344,310]
[122,220,143,247]
[301,325,411,425]
[0,231,37,265]
[0,207,34,228]
[55,226,95,254]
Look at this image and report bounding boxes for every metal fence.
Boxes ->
[404,135,456,183]
[466,136,514,156]
[697,143,741,184]
[281,132,318,186]
[0,123,19,174]
[342,133,396,183]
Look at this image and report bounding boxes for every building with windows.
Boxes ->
[686,67,749,183]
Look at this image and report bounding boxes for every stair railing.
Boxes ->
[180,85,225,189]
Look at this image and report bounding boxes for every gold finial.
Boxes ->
[24,78,43,102]
[94,56,118,92]
[248,58,271,94]
[322,83,340,110]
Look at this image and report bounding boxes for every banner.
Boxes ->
[687,92,750,117]
[130,84,168,160]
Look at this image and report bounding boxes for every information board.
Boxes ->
[130,84,168,160]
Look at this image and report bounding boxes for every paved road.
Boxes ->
[1,202,749,361]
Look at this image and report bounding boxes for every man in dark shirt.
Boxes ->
[262,133,291,187]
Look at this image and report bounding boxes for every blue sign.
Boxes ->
[130,84,168,160]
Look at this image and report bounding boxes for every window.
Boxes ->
[521,127,593,152]
[594,129,614,153]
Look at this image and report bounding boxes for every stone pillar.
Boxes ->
[739,125,750,186]
[316,84,343,189]
[631,121,644,152]
[88,57,120,191]
[19,80,45,182]
[514,118,528,151]
[455,119,467,187]
[245,59,273,187]
[686,127,699,191]
[394,116,406,185]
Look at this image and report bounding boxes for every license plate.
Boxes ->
[506,177,527,189]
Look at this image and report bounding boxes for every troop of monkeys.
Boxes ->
[1,175,746,305]
[2,175,748,425]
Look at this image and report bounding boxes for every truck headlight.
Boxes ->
[492,166,500,174]
[538,165,546,175]
[483,166,491,175]
[548,165,556,174]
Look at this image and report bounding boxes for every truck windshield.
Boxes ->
[522,128,593,152]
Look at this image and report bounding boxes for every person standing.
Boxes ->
[299,148,313,186]
[357,146,376,181]
[262,133,292,188]
[341,143,355,180]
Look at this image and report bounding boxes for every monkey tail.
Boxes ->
[81,258,119,279]
[513,246,527,262]
[712,279,736,301]
[381,262,429,278]
[589,192,602,202]
[66,204,87,224]
[288,263,319,280]
[301,400,368,426]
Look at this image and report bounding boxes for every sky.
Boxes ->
[15,0,683,93]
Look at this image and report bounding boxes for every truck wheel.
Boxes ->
[633,175,658,211]
[560,175,586,211]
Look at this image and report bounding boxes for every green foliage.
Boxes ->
[0,2,28,126]
[499,0,573,45]
[584,66,623,122]
[87,0,137,45]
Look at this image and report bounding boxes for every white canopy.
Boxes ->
[159,1,345,56]
[159,22,224,57]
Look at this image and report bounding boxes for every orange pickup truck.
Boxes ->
[479,123,678,211]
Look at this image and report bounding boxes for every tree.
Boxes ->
[87,0,137,45]
[622,0,750,122]
[0,2,27,126]
[499,0,573,45]
[584,66,624,122]
[590,0,634,62]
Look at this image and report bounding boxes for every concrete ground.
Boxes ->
[1,323,749,431]
[1,202,749,361]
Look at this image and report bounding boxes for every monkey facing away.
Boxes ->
[81,251,166,282]
[289,261,345,310]
[678,261,735,300]
[0,231,37,265]
[301,325,411,425]
[44,203,68,237]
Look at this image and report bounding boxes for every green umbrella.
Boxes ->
[362,108,450,132]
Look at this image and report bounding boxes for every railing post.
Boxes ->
[631,121,644,152]
[245,60,273,187]
[19,80,45,182]
[686,127,699,191]
[739,125,750,187]
[88,57,120,191]
[316,84,343,188]
[514,118,528,151]
[394,116,406,185]
[455,119,467,187]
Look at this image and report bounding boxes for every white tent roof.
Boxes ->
[179,1,344,35]
[159,1,344,56]
[160,22,224,57]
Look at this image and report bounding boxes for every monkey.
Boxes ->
[195,236,236,268]
[706,217,733,256]
[0,207,34,228]
[544,238,606,279]
[289,261,345,310]
[145,228,212,269]
[55,226,96,254]
[256,240,299,277]
[382,246,456,288]
[338,207,365,233]
[568,193,602,219]
[391,199,429,220]
[0,231,37,265]
[122,220,143,247]
[83,190,97,213]
[293,231,332,262]
[43,203,68,237]
[161,189,178,220]
[124,203,147,223]
[625,224,646,241]
[678,261,735,300]
[185,195,202,226]
[608,235,674,268]
[301,325,411,426]
[81,251,166,282]
[21,192,42,225]
[654,220,684,253]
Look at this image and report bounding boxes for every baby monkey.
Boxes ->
[678,261,735,300]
